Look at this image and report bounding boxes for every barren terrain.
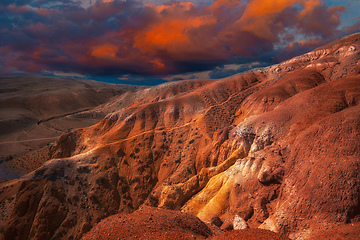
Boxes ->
[0,76,141,176]
[1,33,360,240]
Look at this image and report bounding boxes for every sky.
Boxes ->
[0,0,359,85]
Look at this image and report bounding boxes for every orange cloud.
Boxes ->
[133,11,216,57]
[150,59,166,70]
[135,20,190,48]
[237,0,329,41]
[299,0,321,17]
[91,44,118,59]
[153,2,195,13]
[241,0,300,19]
[235,0,300,41]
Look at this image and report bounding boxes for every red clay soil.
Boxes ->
[309,222,360,240]
[211,229,290,240]
[81,206,290,240]
[81,206,214,240]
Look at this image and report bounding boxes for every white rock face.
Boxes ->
[233,215,249,230]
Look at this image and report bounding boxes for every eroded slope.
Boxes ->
[1,33,360,240]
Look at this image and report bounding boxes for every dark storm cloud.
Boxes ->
[0,0,358,82]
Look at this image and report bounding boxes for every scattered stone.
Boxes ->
[233,215,248,230]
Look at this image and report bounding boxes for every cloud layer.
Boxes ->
[0,0,359,80]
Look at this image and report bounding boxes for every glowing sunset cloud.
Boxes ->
[133,16,216,53]
[91,44,118,59]
[150,59,166,70]
[0,0,358,83]
[241,0,300,18]
[300,0,322,16]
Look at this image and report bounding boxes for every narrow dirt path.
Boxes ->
[37,108,91,124]
[0,136,61,145]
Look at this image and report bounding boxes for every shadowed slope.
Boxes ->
[0,76,140,174]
